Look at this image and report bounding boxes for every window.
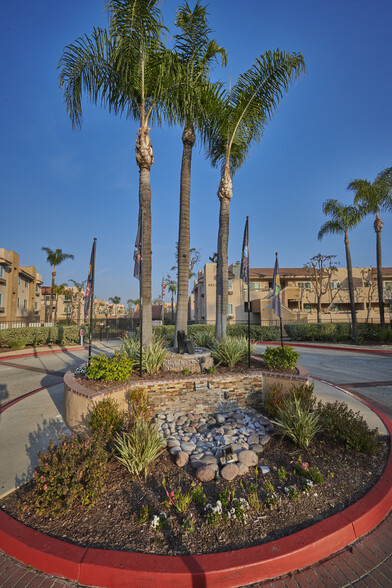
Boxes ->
[330,303,342,312]
[303,282,312,290]
[18,277,21,285]
[249,282,261,291]
[0,266,3,278]
[331,281,340,289]
[364,281,370,288]
[35,302,38,310]
[385,282,392,290]
[227,303,234,316]
[304,304,312,313]
[23,299,27,309]
[0,293,2,306]
[228,279,233,292]
[17,298,20,308]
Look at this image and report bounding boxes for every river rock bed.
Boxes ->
[153,408,274,481]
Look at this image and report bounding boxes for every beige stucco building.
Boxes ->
[0,248,42,326]
[191,262,392,326]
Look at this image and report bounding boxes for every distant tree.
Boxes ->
[68,279,87,324]
[41,247,74,322]
[109,296,121,317]
[348,166,392,327]
[165,277,177,323]
[52,283,72,323]
[360,268,378,323]
[304,254,338,323]
[127,298,140,313]
[209,252,218,263]
[170,243,201,280]
[318,200,365,342]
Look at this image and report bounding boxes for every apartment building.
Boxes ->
[41,286,85,324]
[191,262,392,325]
[0,248,42,326]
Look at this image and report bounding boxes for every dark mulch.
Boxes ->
[1,433,388,556]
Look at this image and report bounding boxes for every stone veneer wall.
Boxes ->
[64,365,309,434]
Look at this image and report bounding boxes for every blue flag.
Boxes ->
[272,253,281,318]
[240,218,249,283]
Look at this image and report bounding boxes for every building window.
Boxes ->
[0,266,3,278]
[18,277,21,285]
[35,302,38,310]
[385,282,392,290]
[303,282,312,290]
[364,281,370,287]
[23,299,27,309]
[228,279,233,292]
[331,281,340,289]
[330,303,342,312]
[17,298,20,308]
[304,303,312,313]
[0,293,2,306]
[25,280,28,288]
[249,282,261,291]
[227,303,234,316]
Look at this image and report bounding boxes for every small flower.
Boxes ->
[43,484,48,491]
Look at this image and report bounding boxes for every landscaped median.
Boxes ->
[0,399,391,588]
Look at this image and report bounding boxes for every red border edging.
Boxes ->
[0,346,87,361]
[0,392,391,586]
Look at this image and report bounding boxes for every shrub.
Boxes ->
[316,401,382,454]
[191,330,215,350]
[263,346,299,371]
[273,396,321,449]
[26,433,108,515]
[85,353,134,382]
[114,419,165,479]
[128,387,149,425]
[264,382,316,419]
[227,324,280,341]
[121,335,167,374]
[88,397,126,439]
[0,325,85,348]
[211,336,255,368]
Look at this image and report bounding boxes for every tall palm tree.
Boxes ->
[318,200,364,342]
[347,167,392,328]
[58,0,175,345]
[109,295,121,317]
[42,247,74,322]
[206,50,305,339]
[170,1,226,344]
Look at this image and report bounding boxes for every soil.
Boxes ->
[2,433,388,556]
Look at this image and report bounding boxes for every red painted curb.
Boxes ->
[0,346,87,361]
[0,398,391,587]
[255,341,392,354]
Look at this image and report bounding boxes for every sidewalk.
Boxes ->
[0,343,391,586]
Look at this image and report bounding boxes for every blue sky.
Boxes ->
[1,0,391,305]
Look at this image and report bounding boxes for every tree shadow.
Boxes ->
[15,416,71,488]
[0,383,10,411]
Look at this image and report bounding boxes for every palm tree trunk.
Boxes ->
[374,214,384,328]
[136,126,153,345]
[215,163,232,340]
[175,124,196,343]
[344,231,358,342]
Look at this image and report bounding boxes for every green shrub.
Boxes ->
[211,336,255,368]
[264,382,316,418]
[0,325,85,348]
[191,330,215,349]
[128,387,149,425]
[88,397,126,439]
[273,396,321,449]
[114,419,165,480]
[85,353,134,382]
[26,433,108,515]
[121,335,167,374]
[316,401,382,454]
[263,346,299,371]
[227,324,280,341]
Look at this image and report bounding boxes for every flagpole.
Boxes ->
[246,217,251,368]
[88,238,97,364]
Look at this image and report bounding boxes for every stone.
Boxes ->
[166,439,180,448]
[216,414,226,424]
[260,465,270,475]
[196,465,216,482]
[250,444,264,455]
[237,462,249,476]
[169,446,182,456]
[237,450,258,467]
[181,441,196,452]
[221,463,239,481]
[175,451,189,467]
[202,455,218,465]
[248,435,260,446]
[260,434,272,446]
[190,459,204,470]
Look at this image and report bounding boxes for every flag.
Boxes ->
[84,239,96,320]
[161,275,166,297]
[133,211,142,280]
[272,253,281,318]
[240,218,249,283]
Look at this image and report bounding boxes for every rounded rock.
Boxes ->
[196,465,216,482]
[237,450,258,467]
[175,451,189,467]
[220,463,239,481]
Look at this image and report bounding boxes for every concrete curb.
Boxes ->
[255,340,392,354]
[0,395,391,587]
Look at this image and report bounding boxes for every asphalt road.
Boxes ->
[256,344,392,414]
[0,341,121,407]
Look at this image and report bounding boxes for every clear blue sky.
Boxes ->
[1,0,391,305]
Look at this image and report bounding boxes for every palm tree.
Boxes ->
[347,167,392,328]
[58,0,176,345]
[206,50,305,339]
[318,200,365,342]
[109,296,121,317]
[165,278,177,324]
[68,279,87,324]
[170,2,227,345]
[42,247,74,322]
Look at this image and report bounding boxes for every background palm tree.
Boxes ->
[41,247,74,322]
[206,50,305,339]
[170,1,226,344]
[165,278,177,324]
[58,0,176,345]
[68,279,86,324]
[318,199,364,342]
[347,166,392,328]
[109,296,121,317]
